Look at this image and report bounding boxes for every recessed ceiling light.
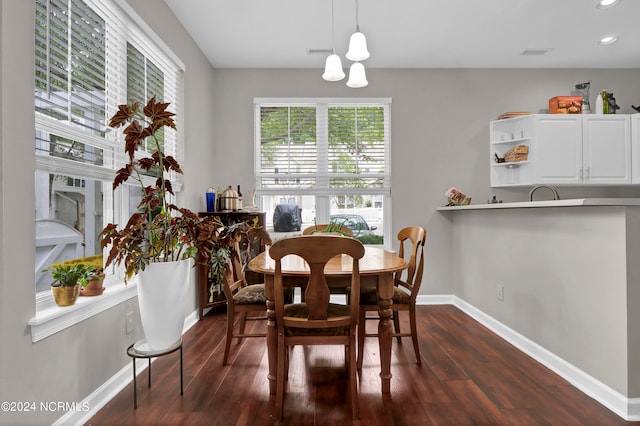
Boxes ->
[596,0,622,9]
[598,35,619,45]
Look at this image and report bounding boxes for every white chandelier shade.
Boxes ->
[322,52,345,81]
[346,62,368,88]
[346,31,370,62]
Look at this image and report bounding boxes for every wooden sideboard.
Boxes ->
[197,211,266,318]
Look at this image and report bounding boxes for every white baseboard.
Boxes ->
[417,295,639,421]
[53,310,200,426]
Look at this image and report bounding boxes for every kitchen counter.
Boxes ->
[437,198,640,211]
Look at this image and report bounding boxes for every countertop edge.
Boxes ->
[436,198,640,211]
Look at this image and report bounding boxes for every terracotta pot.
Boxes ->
[51,284,81,306]
[80,274,105,297]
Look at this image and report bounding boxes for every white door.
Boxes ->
[582,115,631,184]
[533,115,582,184]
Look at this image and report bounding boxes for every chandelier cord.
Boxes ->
[331,0,336,54]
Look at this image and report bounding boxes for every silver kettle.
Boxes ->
[219,185,238,211]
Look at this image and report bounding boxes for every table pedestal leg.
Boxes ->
[377,274,394,394]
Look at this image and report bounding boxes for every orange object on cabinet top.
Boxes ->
[549,96,582,114]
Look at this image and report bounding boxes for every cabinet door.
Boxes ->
[632,114,640,183]
[583,115,631,184]
[533,115,582,184]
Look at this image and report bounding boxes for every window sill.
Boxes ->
[28,281,138,343]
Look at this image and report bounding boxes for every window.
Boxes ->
[33,0,184,314]
[254,98,391,246]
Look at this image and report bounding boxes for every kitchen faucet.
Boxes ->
[528,185,560,202]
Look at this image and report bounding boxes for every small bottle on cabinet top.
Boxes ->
[236,185,243,210]
[595,92,604,114]
[206,187,216,212]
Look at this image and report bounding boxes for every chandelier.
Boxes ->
[322,0,370,88]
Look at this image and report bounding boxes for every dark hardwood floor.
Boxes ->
[87,305,635,425]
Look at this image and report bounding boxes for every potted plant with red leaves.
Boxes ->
[99,98,267,352]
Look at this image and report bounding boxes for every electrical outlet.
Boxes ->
[126,311,135,334]
[497,284,505,301]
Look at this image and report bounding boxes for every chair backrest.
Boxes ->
[220,241,246,302]
[395,226,427,302]
[302,224,353,236]
[269,235,365,332]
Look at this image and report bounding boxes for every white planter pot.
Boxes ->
[137,258,192,351]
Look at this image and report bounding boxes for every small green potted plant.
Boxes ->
[80,267,105,297]
[45,263,93,306]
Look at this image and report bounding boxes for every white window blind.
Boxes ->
[255,99,391,196]
[35,0,107,135]
[258,105,318,188]
[326,105,388,190]
[34,0,183,183]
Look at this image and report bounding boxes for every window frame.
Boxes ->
[30,0,185,341]
[254,98,392,248]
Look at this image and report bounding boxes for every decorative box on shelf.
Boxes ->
[504,145,529,162]
[549,96,582,114]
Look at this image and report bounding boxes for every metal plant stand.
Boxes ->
[126,338,183,409]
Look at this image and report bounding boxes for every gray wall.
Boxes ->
[210,68,640,297]
[1,1,640,424]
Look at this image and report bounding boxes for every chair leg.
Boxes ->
[409,305,421,365]
[348,338,359,420]
[393,311,402,344]
[276,338,286,420]
[223,307,234,365]
[357,308,366,369]
[238,312,248,344]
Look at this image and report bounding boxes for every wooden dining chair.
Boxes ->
[357,226,427,368]
[302,223,353,236]
[269,235,365,421]
[302,225,354,300]
[222,242,293,365]
[220,242,267,365]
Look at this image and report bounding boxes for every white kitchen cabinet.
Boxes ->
[632,114,640,183]
[582,115,631,184]
[489,115,533,187]
[532,115,583,184]
[490,114,632,187]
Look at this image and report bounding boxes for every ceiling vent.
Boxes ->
[521,48,553,56]
[307,48,333,55]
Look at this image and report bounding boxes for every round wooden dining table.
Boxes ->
[248,245,407,395]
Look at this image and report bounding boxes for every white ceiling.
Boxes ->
[164,0,640,69]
